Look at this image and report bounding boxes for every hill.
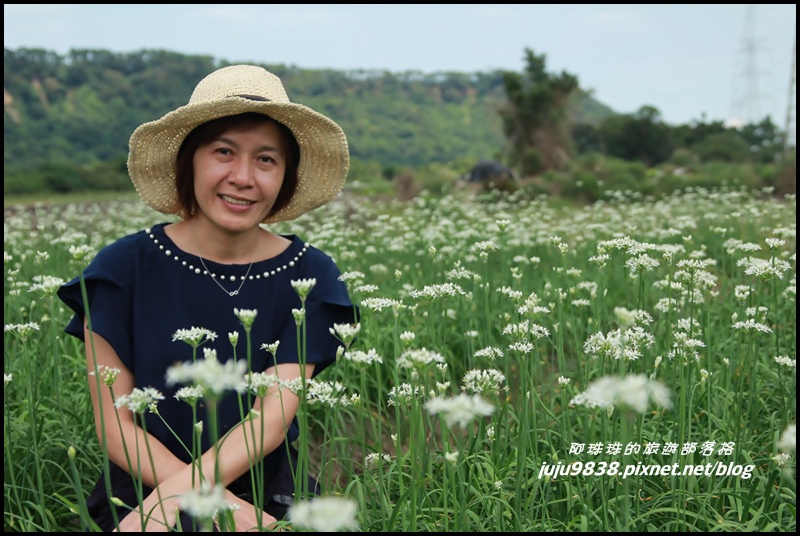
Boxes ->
[4,47,616,176]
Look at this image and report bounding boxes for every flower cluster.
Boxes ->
[570,374,672,414]
[166,348,247,397]
[397,348,446,369]
[583,326,655,361]
[172,326,218,347]
[424,393,495,428]
[115,387,165,413]
[288,495,359,532]
[462,369,507,396]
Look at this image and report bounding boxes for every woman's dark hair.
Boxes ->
[175,112,300,218]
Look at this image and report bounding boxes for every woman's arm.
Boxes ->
[125,363,312,531]
[203,362,313,486]
[150,362,313,490]
[86,315,313,529]
[84,324,186,488]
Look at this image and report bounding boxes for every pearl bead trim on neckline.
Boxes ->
[146,228,309,281]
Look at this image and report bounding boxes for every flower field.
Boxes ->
[4,185,796,531]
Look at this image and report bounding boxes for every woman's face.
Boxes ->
[191,120,287,234]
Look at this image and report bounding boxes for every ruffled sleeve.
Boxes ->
[57,238,136,370]
[272,246,359,378]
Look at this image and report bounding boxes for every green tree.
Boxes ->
[739,116,785,163]
[498,48,579,175]
[597,105,674,166]
[692,131,750,163]
[670,115,728,149]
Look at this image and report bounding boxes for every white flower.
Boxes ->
[508,341,534,354]
[388,383,421,406]
[174,385,205,404]
[288,495,359,532]
[738,256,792,280]
[400,331,416,343]
[496,219,511,231]
[4,322,40,338]
[731,319,773,333]
[409,282,466,301]
[350,282,376,294]
[330,322,361,346]
[570,374,672,414]
[462,369,506,396]
[179,483,228,523]
[497,286,524,301]
[305,379,354,408]
[89,365,121,386]
[397,348,446,369]
[424,393,495,428]
[172,326,218,347]
[260,340,280,356]
[734,285,751,302]
[115,387,165,413]
[470,240,500,254]
[365,452,392,469]
[290,278,317,299]
[474,347,504,360]
[279,377,305,394]
[625,254,660,274]
[241,371,280,398]
[166,348,247,397]
[228,331,239,345]
[344,348,383,367]
[233,308,258,329]
[778,424,796,453]
[583,326,654,361]
[613,307,653,328]
[447,263,480,281]
[360,297,406,312]
[28,274,65,296]
[773,452,791,466]
[765,237,785,249]
[68,244,94,262]
[338,271,366,282]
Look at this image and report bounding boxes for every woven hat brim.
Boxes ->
[128,97,349,223]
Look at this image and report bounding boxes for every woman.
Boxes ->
[57,64,358,531]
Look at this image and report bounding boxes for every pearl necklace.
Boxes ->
[197,255,253,296]
[146,228,310,295]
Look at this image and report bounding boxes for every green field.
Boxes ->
[4,186,796,531]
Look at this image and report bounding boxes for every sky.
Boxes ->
[4,4,797,131]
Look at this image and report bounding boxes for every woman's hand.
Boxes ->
[113,491,180,532]
[218,489,280,532]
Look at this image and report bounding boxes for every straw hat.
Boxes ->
[128,64,350,223]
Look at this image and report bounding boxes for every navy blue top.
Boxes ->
[57,222,357,526]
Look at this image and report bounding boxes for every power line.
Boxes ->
[731,5,769,125]
[784,26,796,153]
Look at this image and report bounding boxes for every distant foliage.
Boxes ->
[499,48,580,175]
[3,47,793,200]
